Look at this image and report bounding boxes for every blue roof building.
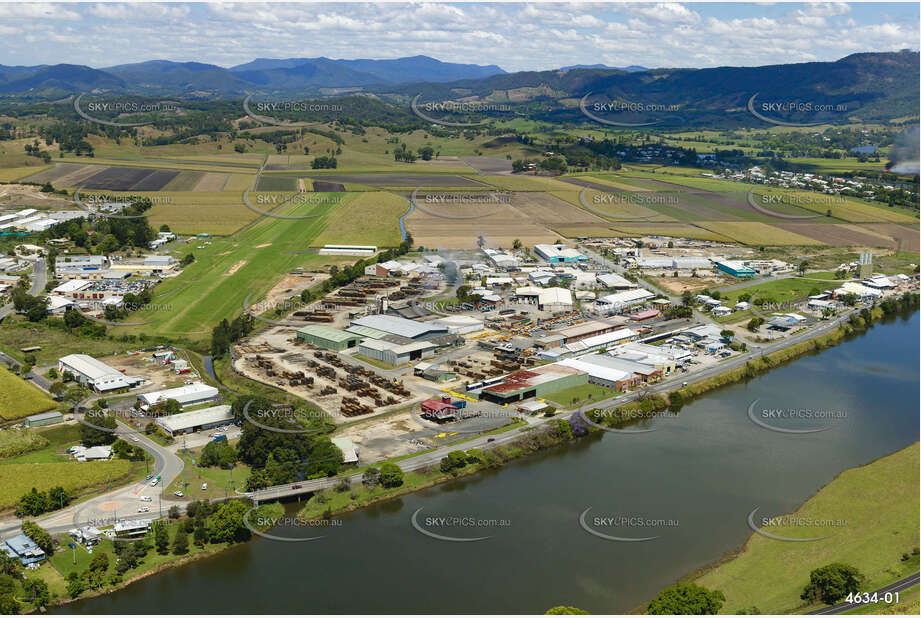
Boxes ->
[716,260,756,278]
[2,533,46,565]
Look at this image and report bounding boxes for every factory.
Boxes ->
[58,354,139,392]
[715,260,756,278]
[595,288,655,312]
[478,363,588,404]
[514,286,574,312]
[357,339,437,365]
[596,273,637,289]
[533,244,587,263]
[296,325,363,351]
[155,404,234,437]
[349,314,449,341]
[137,382,219,409]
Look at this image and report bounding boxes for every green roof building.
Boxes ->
[24,411,63,427]
[296,325,363,351]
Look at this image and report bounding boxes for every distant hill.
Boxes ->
[560,64,648,72]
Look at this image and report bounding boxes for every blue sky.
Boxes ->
[0,2,917,71]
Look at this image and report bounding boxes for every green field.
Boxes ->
[312,191,408,247]
[544,383,616,408]
[0,365,57,420]
[694,442,920,614]
[0,459,134,510]
[716,275,844,306]
[0,319,137,366]
[0,427,49,458]
[115,194,364,342]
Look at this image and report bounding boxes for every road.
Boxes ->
[806,572,919,614]
[0,420,184,537]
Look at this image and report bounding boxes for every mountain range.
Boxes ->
[0,51,916,127]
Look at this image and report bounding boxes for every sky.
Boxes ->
[0,2,917,71]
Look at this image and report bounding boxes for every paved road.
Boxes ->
[0,257,46,320]
[806,572,919,614]
[0,420,184,537]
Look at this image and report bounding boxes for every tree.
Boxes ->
[361,467,381,489]
[379,462,404,488]
[801,563,864,605]
[153,520,170,554]
[199,440,237,469]
[193,525,208,548]
[798,260,809,276]
[65,571,86,599]
[172,529,189,555]
[79,410,118,446]
[23,576,49,609]
[646,583,725,614]
[512,239,522,250]
[546,607,589,615]
[21,521,53,556]
[168,505,181,519]
[85,551,109,589]
[207,500,251,544]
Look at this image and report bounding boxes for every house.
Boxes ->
[69,445,113,461]
[113,520,151,538]
[712,306,732,317]
[734,301,751,311]
[2,533,45,565]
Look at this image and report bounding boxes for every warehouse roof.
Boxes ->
[596,273,636,288]
[331,437,358,464]
[359,339,436,354]
[345,324,390,340]
[59,354,123,380]
[598,288,654,306]
[156,405,233,433]
[25,411,63,423]
[138,382,219,406]
[296,324,361,343]
[538,287,573,306]
[351,314,447,339]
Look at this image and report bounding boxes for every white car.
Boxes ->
[137,506,150,513]
[140,496,152,502]
[150,479,159,487]
[174,490,184,497]
[130,436,140,443]
[201,483,208,491]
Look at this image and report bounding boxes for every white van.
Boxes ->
[201,483,208,491]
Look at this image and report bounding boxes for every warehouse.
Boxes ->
[533,244,587,263]
[716,260,756,278]
[320,244,377,256]
[155,404,234,436]
[556,356,640,391]
[595,289,655,312]
[357,339,437,365]
[138,382,219,409]
[296,325,363,351]
[517,286,575,312]
[331,437,359,464]
[58,354,135,392]
[552,319,617,344]
[479,364,588,404]
[350,314,448,340]
[539,328,637,360]
[596,273,637,289]
[23,411,63,427]
[431,314,485,335]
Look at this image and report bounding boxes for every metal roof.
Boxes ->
[351,314,447,339]
[296,324,362,343]
[59,354,123,381]
[156,405,233,433]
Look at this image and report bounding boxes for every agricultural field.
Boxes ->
[0,164,52,182]
[478,174,579,192]
[143,191,261,236]
[694,443,919,614]
[0,459,134,511]
[772,223,911,249]
[0,365,57,421]
[312,192,407,247]
[607,223,734,242]
[696,221,827,246]
[0,428,49,459]
[298,173,487,188]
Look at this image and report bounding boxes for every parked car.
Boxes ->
[140,496,152,502]
[487,438,496,443]
[201,483,207,491]
[174,491,184,497]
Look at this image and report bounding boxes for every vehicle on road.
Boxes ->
[291,484,302,490]
[201,483,207,491]
[145,474,153,480]
[150,478,159,486]
[131,436,140,442]
[140,496,152,502]
[487,438,496,442]
[138,506,150,513]
[174,490,184,497]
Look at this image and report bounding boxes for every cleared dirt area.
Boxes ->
[0,184,74,208]
[76,166,179,191]
[773,223,904,249]
[653,275,724,294]
[864,223,921,253]
[193,172,230,191]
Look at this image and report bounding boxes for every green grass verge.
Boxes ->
[0,364,57,420]
[543,383,617,409]
[693,443,919,614]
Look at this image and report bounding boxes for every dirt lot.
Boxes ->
[460,157,514,174]
[101,351,194,390]
[334,410,434,461]
[193,172,230,191]
[773,222,906,249]
[864,223,920,253]
[653,275,725,294]
[0,184,74,208]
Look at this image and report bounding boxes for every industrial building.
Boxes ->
[596,273,637,289]
[58,354,137,392]
[155,404,234,436]
[350,314,449,340]
[539,328,637,360]
[479,364,588,404]
[114,520,151,538]
[319,244,377,256]
[715,260,756,278]
[357,339,437,365]
[431,315,484,335]
[595,289,655,312]
[515,286,574,312]
[296,325,363,351]
[533,244,587,263]
[137,382,219,409]
[23,411,63,427]
[556,356,641,391]
[552,320,619,344]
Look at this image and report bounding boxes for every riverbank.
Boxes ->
[688,442,919,614]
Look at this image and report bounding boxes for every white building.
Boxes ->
[533,244,586,263]
[595,289,655,312]
[137,383,219,409]
[58,354,133,392]
[596,273,637,289]
[155,405,234,436]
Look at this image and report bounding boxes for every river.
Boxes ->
[59,311,919,614]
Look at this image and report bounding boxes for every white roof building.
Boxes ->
[58,354,131,392]
[331,437,359,464]
[596,273,637,289]
[596,288,654,311]
[138,383,219,408]
[155,405,233,436]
